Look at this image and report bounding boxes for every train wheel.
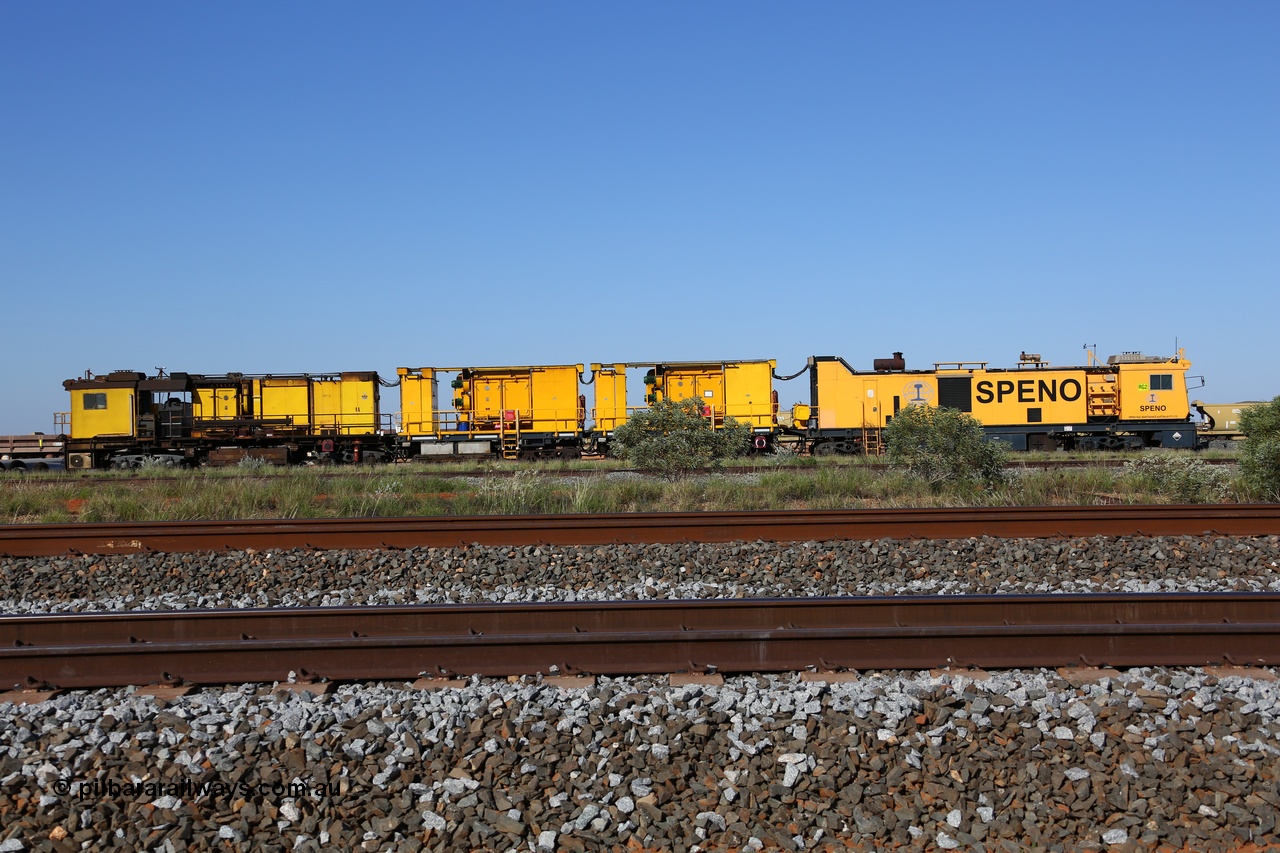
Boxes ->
[812,442,837,457]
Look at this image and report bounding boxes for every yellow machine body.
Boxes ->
[801,350,1195,451]
[453,363,583,432]
[396,367,438,436]
[809,359,900,430]
[194,385,242,423]
[67,385,138,439]
[1109,356,1192,422]
[809,354,1191,429]
[397,364,585,459]
[189,373,380,436]
[644,360,777,429]
[446,365,584,436]
[62,369,390,468]
[256,376,312,429]
[589,364,630,433]
[64,370,189,442]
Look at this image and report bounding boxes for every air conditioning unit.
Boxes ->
[68,453,94,469]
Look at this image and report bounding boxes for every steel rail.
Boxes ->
[2,593,1278,689]
[1,505,1279,557]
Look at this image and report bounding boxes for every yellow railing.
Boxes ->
[405,408,586,437]
[589,403,776,430]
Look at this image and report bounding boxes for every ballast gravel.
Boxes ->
[1,669,1278,852]
[0,534,1278,612]
[2,533,1280,851]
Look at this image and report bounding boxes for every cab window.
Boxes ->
[1149,374,1173,391]
[82,393,108,410]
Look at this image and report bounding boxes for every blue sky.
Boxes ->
[2,2,1276,434]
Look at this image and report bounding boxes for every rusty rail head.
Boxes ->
[3,593,1279,688]
[1,505,1279,557]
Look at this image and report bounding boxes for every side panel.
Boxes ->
[591,365,628,432]
[313,379,343,432]
[339,375,379,434]
[1116,360,1191,421]
[862,375,898,428]
[70,388,136,439]
[397,368,437,436]
[814,359,858,429]
[652,361,776,428]
[193,386,244,422]
[259,378,311,428]
[663,367,724,414]
[886,375,934,425]
[470,372,531,428]
[724,361,776,428]
[530,366,582,433]
[814,360,906,429]
[967,370,1089,426]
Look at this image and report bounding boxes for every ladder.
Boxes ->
[500,410,520,459]
[862,403,885,456]
[1086,374,1119,417]
[862,428,884,456]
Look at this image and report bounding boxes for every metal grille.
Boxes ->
[938,377,972,412]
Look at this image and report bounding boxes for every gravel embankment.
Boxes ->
[0,535,1277,612]
[2,534,1279,851]
[2,669,1278,852]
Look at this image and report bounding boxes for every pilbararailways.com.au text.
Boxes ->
[52,777,345,800]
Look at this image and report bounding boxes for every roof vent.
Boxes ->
[1106,352,1163,364]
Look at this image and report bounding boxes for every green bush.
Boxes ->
[1122,454,1231,504]
[610,397,752,480]
[884,405,1007,488]
[1238,396,1280,501]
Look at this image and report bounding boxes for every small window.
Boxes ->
[1149,374,1173,391]
[82,393,107,410]
[1027,407,1042,423]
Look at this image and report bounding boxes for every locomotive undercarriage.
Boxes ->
[69,436,395,470]
[802,422,1193,455]
[517,441,583,461]
[993,422,1195,451]
[409,434,583,462]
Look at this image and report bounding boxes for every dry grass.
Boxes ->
[0,453,1248,524]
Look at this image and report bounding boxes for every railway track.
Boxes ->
[4,593,1277,689]
[1,504,1278,557]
